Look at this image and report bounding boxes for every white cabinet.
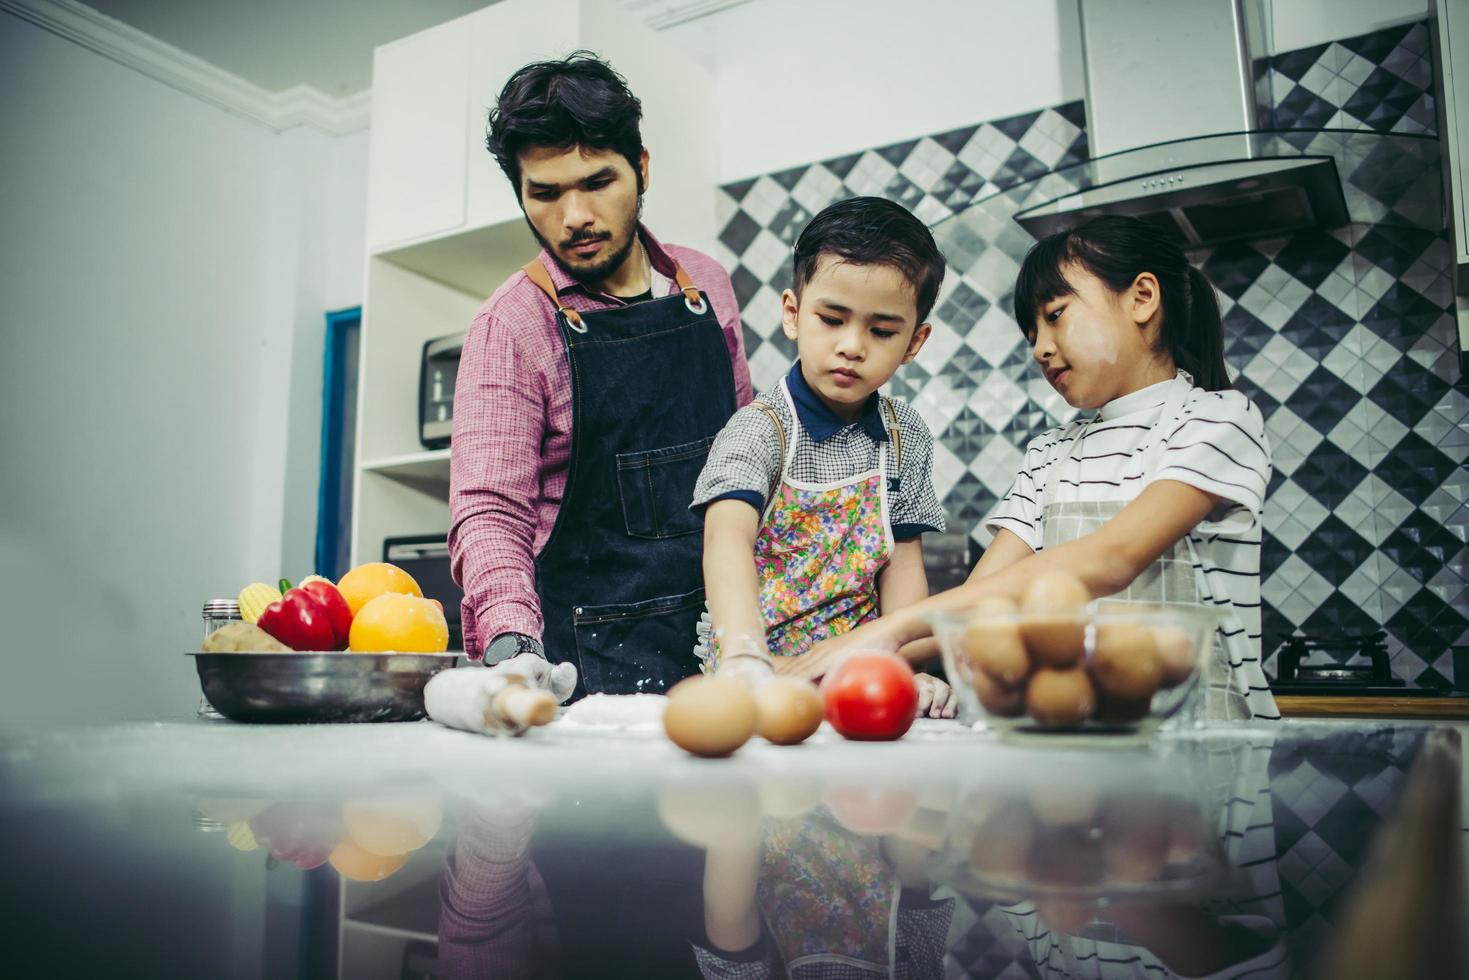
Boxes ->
[364,16,472,252]
[352,0,718,567]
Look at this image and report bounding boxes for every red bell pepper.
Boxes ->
[298,578,352,650]
[256,579,336,651]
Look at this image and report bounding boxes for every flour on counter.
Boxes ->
[557,693,668,730]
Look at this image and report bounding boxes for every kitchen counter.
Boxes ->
[1277,693,1469,719]
[2,718,1464,978]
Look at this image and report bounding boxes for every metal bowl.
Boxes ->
[188,652,460,723]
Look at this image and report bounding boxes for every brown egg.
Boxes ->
[1089,621,1162,702]
[752,677,824,745]
[1152,624,1197,687]
[1025,667,1097,726]
[962,616,1030,686]
[1029,780,1099,826]
[973,664,1026,716]
[1100,801,1171,883]
[1095,694,1152,723]
[1027,825,1105,888]
[968,801,1035,882]
[663,676,757,757]
[658,783,761,848]
[1019,572,1090,667]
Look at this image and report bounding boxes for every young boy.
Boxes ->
[692,197,953,714]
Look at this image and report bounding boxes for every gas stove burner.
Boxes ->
[1271,630,1407,695]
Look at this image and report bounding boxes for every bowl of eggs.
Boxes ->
[927,572,1216,737]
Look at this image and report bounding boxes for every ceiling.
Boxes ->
[83,0,497,97]
[78,0,751,98]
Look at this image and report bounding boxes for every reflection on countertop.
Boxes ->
[1,719,1463,978]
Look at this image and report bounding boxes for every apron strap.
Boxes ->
[521,259,584,330]
[880,397,903,469]
[752,399,786,507]
[521,256,708,327]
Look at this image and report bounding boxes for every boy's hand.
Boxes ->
[772,624,899,681]
[914,673,957,719]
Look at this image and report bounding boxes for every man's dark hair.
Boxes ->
[793,197,946,323]
[486,51,644,194]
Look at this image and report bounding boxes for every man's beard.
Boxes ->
[531,194,645,289]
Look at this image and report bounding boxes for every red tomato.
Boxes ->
[822,652,918,741]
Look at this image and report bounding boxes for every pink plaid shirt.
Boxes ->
[448,225,752,657]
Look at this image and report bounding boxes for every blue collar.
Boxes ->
[786,361,889,443]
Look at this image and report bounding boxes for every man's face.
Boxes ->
[518,145,647,287]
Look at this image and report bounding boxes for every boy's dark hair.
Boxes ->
[793,197,946,323]
[486,51,644,194]
[1013,215,1231,391]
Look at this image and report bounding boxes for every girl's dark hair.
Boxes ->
[793,197,946,323]
[486,51,644,194]
[1012,215,1231,390]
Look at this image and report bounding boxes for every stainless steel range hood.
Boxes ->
[1014,0,1350,248]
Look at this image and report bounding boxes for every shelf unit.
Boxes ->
[337,841,447,979]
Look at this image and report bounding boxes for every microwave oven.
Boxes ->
[384,535,464,652]
[419,333,465,449]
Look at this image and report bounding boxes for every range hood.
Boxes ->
[1015,0,1351,248]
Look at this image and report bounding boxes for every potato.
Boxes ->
[202,622,291,653]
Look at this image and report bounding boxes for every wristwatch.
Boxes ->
[485,631,544,665]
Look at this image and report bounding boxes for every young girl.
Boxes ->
[780,215,1277,721]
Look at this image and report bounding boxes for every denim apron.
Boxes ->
[1037,375,1253,720]
[522,257,737,699]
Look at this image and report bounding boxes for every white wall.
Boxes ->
[667,0,1087,183]
[1264,0,1430,54]
[0,11,367,727]
[670,0,1436,184]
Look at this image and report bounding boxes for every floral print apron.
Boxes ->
[752,379,900,660]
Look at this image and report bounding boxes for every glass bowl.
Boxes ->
[927,600,1217,737]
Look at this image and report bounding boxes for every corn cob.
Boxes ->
[238,582,283,625]
[227,822,258,852]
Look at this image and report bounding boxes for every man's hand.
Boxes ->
[490,652,578,704]
[914,673,957,719]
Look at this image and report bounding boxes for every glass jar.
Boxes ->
[197,599,240,719]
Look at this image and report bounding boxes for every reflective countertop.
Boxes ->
[2,718,1463,979]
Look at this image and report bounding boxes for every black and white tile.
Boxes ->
[712,21,1464,686]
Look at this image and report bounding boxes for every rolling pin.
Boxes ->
[424,667,558,736]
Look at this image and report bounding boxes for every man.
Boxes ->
[449,52,751,699]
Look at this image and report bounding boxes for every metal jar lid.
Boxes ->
[202,598,241,618]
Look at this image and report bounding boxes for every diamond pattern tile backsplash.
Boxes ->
[712,20,1464,688]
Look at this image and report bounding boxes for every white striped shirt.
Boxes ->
[986,378,1277,719]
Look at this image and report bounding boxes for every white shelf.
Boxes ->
[360,449,451,481]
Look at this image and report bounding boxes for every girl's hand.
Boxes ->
[914,673,957,719]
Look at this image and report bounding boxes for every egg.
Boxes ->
[1027,825,1105,888]
[1151,624,1197,687]
[1095,694,1152,723]
[1029,780,1099,826]
[1019,571,1091,668]
[1024,667,1097,726]
[663,676,757,757]
[972,663,1026,716]
[968,801,1035,882]
[1089,621,1162,702]
[961,606,1030,686]
[658,783,762,847]
[1100,801,1171,883]
[752,677,824,745]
